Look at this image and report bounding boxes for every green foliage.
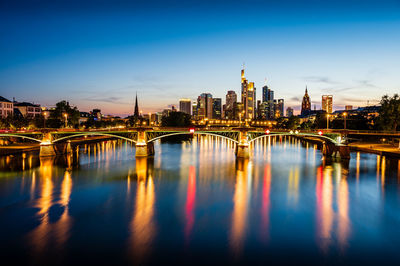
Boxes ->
[82,117,126,129]
[377,94,400,131]
[300,120,313,130]
[314,111,328,129]
[49,100,80,128]
[161,111,191,127]
[286,116,300,129]
[331,114,371,130]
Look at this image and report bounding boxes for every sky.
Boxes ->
[0,0,400,116]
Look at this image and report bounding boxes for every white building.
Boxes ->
[14,102,42,118]
[0,96,13,118]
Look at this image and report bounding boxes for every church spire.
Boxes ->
[134,92,139,118]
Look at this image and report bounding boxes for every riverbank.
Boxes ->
[349,142,400,158]
[0,136,115,156]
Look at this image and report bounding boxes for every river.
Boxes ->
[0,136,400,265]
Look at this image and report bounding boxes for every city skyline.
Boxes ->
[1,0,400,116]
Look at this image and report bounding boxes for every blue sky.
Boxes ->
[1,0,399,116]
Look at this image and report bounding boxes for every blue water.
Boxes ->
[0,136,400,265]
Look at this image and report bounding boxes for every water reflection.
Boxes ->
[29,157,54,258]
[128,157,156,263]
[316,162,350,254]
[185,165,196,244]
[260,163,271,242]
[230,158,250,258]
[1,138,400,265]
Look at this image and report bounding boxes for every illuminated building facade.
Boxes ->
[241,69,256,120]
[179,99,192,115]
[301,87,311,116]
[322,95,333,113]
[212,98,222,119]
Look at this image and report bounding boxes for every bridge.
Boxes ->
[0,127,350,159]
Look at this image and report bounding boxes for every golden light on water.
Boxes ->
[129,158,156,262]
[230,159,249,258]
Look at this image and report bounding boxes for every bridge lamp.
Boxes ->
[318,130,323,136]
[189,128,195,134]
[265,129,270,134]
[290,130,293,134]
[295,130,299,134]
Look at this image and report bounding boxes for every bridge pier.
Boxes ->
[235,129,250,158]
[135,142,154,157]
[322,142,350,160]
[39,144,56,157]
[39,132,56,157]
[236,143,250,158]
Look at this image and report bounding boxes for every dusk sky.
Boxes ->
[1,0,399,116]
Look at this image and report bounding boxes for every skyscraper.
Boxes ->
[262,85,274,102]
[322,95,333,113]
[286,107,294,117]
[262,84,274,119]
[179,99,192,115]
[212,98,222,119]
[301,86,311,116]
[196,93,213,120]
[275,99,284,118]
[241,68,255,120]
[225,90,237,119]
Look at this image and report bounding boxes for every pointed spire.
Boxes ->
[305,85,308,94]
[134,92,139,118]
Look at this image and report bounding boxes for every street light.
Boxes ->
[326,114,330,129]
[64,113,68,128]
[42,112,47,128]
[343,112,347,130]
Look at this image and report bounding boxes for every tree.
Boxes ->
[377,94,400,131]
[49,100,80,128]
[161,112,191,127]
[286,116,300,129]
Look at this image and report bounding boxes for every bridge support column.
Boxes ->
[40,132,56,157]
[66,140,72,154]
[235,130,250,158]
[236,143,250,158]
[135,142,154,157]
[40,144,56,157]
[323,142,350,160]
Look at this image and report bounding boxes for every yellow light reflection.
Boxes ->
[129,158,156,262]
[230,158,249,258]
[29,158,54,256]
[54,170,73,248]
[288,166,299,206]
[316,165,333,253]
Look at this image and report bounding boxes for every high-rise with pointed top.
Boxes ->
[301,86,311,116]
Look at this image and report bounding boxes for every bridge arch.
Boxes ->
[147,131,239,144]
[0,133,42,143]
[248,133,339,145]
[52,132,137,144]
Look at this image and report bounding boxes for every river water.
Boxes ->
[1,136,400,265]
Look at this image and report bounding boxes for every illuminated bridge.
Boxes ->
[0,127,349,159]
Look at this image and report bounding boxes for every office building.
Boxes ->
[179,99,192,115]
[212,98,222,119]
[322,95,333,113]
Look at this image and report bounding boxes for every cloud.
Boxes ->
[302,76,341,85]
[290,96,301,101]
[84,96,129,104]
